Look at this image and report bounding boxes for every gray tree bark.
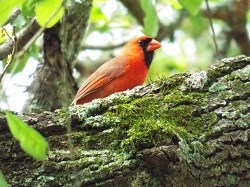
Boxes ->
[0,55,249,186]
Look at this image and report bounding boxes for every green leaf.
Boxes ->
[140,0,159,37]
[0,171,9,187]
[5,111,48,161]
[14,53,29,73]
[168,0,182,10]
[29,43,40,59]
[89,6,109,32]
[22,0,38,17]
[0,8,12,26]
[181,15,208,37]
[90,6,107,23]
[177,0,202,16]
[35,0,64,28]
[0,27,13,44]
[0,0,26,26]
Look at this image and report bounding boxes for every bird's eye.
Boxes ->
[138,40,146,47]
[138,38,152,48]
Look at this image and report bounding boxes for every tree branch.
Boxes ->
[230,0,250,55]
[3,8,22,26]
[81,41,127,50]
[0,55,249,186]
[201,0,250,55]
[0,19,40,60]
[0,27,17,82]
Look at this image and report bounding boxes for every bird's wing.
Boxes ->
[73,57,129,103]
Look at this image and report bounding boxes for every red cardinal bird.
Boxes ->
[72,35,161,105]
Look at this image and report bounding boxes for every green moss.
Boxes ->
[61,78,215,154]
[57,107,70,123]
[164,90,204,105]
[219,174,237,186]
[226,74,236,81]
[206,113,218,126]
[103,88,210,152]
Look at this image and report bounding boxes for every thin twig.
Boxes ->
[81,42,127,50]
[0,27,17,82]
[205,0,221,60]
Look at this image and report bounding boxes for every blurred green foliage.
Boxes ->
[177,0,202,16]
[0,0,26,26]
[0,0,64,28]
[141,0,159,37]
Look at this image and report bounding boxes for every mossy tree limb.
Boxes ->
[0,55,249,186]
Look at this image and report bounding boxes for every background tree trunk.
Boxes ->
[1,55,249,186]
[23,0,93,113]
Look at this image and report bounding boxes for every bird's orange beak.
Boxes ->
[147,39,161,52]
